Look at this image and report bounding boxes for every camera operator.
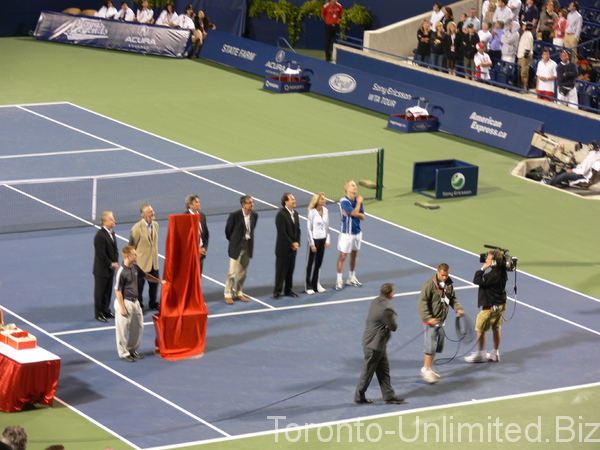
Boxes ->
[465,249,508,363]
[543,140,600,187]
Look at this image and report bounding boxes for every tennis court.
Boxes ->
[1,101,600,449]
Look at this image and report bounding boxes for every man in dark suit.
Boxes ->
[224,195,258,304]
[273,193,300,299]
[93,211,119,323]
[185,194,209,274]
[354,283,405,405]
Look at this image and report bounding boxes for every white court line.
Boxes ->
[0,147,123,160]
[1,306,231,439]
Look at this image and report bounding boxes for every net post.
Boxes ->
[376,148,384,200]
[92,177,97,221]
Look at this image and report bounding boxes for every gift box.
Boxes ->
[6,331,37,350]
[0,327,23,344]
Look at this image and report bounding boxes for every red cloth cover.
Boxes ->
[0,355,60,412]
[154,214,208,361]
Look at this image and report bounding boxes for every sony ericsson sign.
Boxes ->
[437,164,479,199]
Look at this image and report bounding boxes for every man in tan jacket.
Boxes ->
[128,204,160,311]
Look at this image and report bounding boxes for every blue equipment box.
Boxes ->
[413,159,478,199]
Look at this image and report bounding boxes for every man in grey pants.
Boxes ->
[354,283,405,405]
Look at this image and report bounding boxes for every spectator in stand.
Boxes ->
[488,20,505,60]
[441,6,453,28]
[517,22,535,89]
[578,60,598,83]
[156,2,178,26]
[445,21,462,75]
[507,0,522,22]
[456,13,468,34]
[474,42,493,80]
[538,1,558,43]
[522,0,539,28]
[192,9,215,54]
[536,47,558,100]
[462,23,480,80]
[95,0,118,19]
[557,49,579,109]
[553,8,568,46]
[116,1,135,21]
[464,8,481,32]
[431,22,447,69]
[482,0,497,25]
[136,0,154,23]
[430,3,445,29]
[501,20,520,63]
[494,0,514,30]
[178,5,202,56]
[415,20,432,65]
[478,22,493,50]
[564,2,582,49]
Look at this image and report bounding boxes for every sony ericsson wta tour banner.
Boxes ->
[34,11,192,58]
[199,31,544,157]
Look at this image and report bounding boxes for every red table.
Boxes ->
[0,341,61,412]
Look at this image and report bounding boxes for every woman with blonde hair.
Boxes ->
[305,192,330,295]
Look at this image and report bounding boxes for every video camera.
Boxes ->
[479,245,518,271]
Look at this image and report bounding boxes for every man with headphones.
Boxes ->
[418,263,463,383]
[465,249,508,363]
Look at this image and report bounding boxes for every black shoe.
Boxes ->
[121,355,136,362]
[149,303,160,311]
[286,291,299,298]
[104,311,115,319]
[384,397,405,404]
[130,351,145,360]
[95,314,108,323]
[273,293,281,299]
[354,398,373,405]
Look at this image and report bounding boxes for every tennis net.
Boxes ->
[0,148,384,234]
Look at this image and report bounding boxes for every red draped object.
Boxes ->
[153,214,207,361]
[0,347,61,413]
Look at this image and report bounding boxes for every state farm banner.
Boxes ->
[34,11,192,58]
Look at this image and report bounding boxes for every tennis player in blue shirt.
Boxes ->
[335,180,365,290]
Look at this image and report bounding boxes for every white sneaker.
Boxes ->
[346,277,363,287]
[464,352,487,363]
[335,281,343,291]
[486,350,500,362]
[317,284,327,293]
[306,289,315,295]
[421,367,441,379]
[420,368,438,384]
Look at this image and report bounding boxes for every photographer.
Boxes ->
[465,249,508,363]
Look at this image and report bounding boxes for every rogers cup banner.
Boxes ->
[34,11,192,58]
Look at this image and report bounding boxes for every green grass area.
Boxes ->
[1,36,599,449]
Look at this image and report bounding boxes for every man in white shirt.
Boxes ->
[430,3,445,29]
[116,1,135,21]
[536,48,558,101]
[507,0,522,21]
[178,4,202,54]
[474,43,493,80]
[493,0,514,30]
[545,141,600,186]
[136,0,154,24]
[565,1,583,49]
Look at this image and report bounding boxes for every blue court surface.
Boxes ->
[1,103,599,449]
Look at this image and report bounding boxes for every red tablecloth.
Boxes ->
[0,342,61,412]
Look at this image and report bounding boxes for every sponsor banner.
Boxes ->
[263,77,310,93]
[33,11,192,58]
[413,160,479,199]
[387,115,439,133]
[199,32,543,156]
